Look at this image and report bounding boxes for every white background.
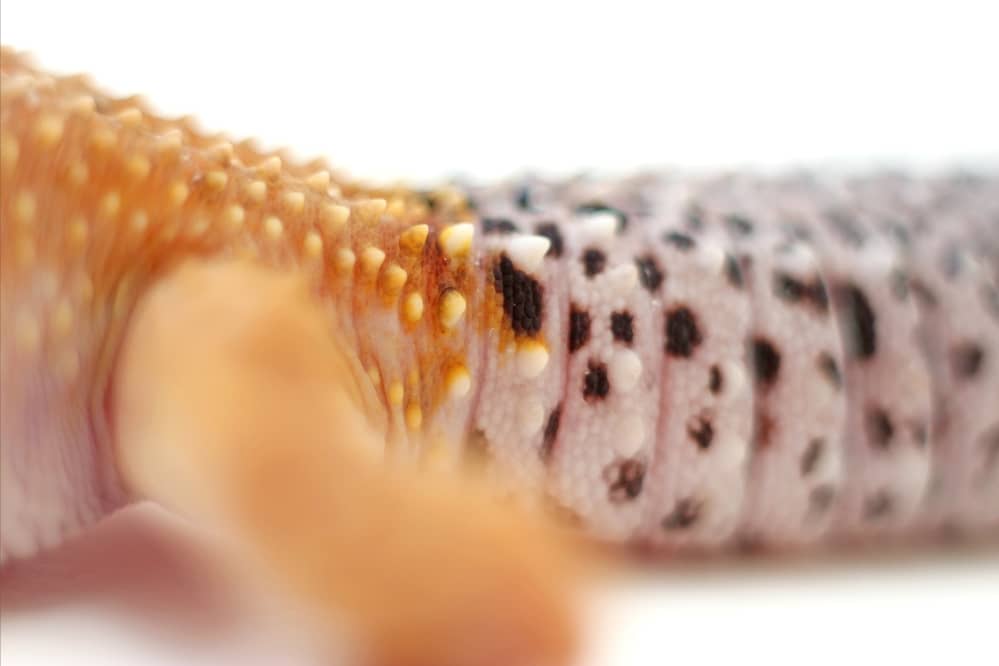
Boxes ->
[2,1,999,665]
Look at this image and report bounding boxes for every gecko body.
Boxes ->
[2,49,998,570]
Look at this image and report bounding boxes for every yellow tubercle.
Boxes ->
[263,216,284,240]
[335,248,356,274]
[321,203,350,235]
[405,403,423,431]
[439,289,467,329]
[244,180,267,204]
[305,170,331,192]
[403,292,424,323]
[383,263,408,294]
[444,364,471,400]
[360,247,386,277]
[255,155,282,179]
[438,223,475,259]
[204,170,228,191]
[283,190,305,215]
[399,223,429,254]
[388,381,405,407]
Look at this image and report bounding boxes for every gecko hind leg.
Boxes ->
[110,259,579,666]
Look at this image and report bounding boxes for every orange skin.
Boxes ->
[0,48,579,666]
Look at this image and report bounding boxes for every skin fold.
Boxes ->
[0,48,580,666]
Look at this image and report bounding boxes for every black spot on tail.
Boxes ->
[816,352,843,391]
[582,248,607,277]
[687,414,715,450]
[709,365,723,394]
[492,254,543,335]
[774,272,830,314]
[836,283,877,359]
[866,405,894,449]
[665,306,703,358]
[725,214,755,237]
[583,360,610,401]
[482,217,519,234]
[568,306,591,353]
[800,438,825,476]
[685,205,705,232]
[514,185,532,211]
[724,254,745,288]
[863,491,895,521]
[540,405,561,461]
[635,255,665,292]
[950,342,985,380]
[663,231,696,251]
[752,338,781,387]
[662,498,702,530]
[606,459,646,503]
[534,222,564,258]
[610,311,635,345]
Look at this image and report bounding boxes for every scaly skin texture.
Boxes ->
[1,48,580,666]
[3,45,999,665]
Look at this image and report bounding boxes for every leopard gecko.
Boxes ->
[1,48,997,666]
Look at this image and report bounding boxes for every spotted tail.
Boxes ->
[2,48,996,559]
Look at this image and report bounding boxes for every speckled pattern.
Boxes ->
[2,50,997,561]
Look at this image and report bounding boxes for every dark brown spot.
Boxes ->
[724,254,744,288]
[773,272,830,314]
[635,254,664,293]
[782,221,812,242]
[514,185,532,211]
[752,338,781,387]
[911,421,928,448]
[725,214,754,236]
[800,438,825,476]
[808,485,836,515]
[663,231,696,251]
[540,405,561,461]
[583,360,610,401]
[950,342,985,380]
[708,365,723,394]
[863,490,895,521]
[754,412,777,450]
[606,459,646,503]
[816,352,843,391]
[582,248,607,277]
[836,283,877,359]
[568,305,591,353]
[662,498,702,530]
[492,254,543,335]
[685,205,705,232]
[687,413,715,450]
[534,222,564,258]
[866,405,894,449]
[665,306,703,358]
[610,311,634,345]
[482,217,519,234]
